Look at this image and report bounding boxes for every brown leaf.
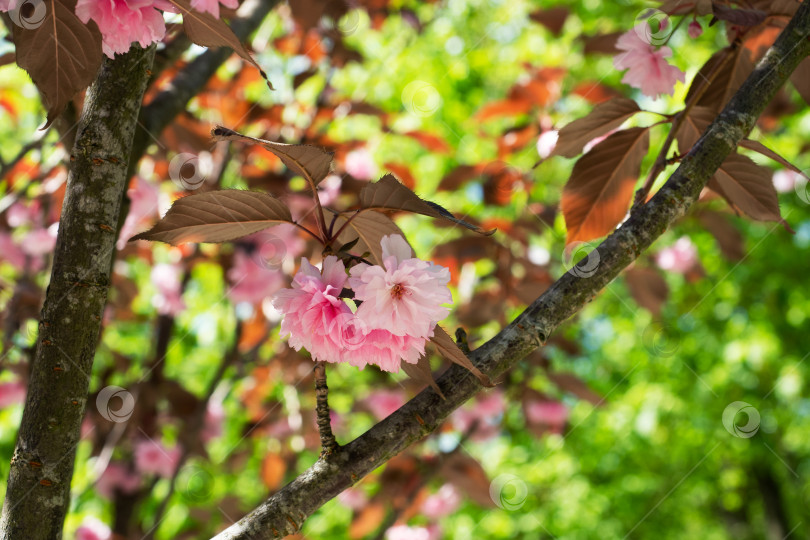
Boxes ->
[561,127,650,244]
[438,164,484,191]
[131,190,293,245]
[13,0,103,127]
[529,7,569,36]
[738,139,808,179]
[790,57,810,105]
[624,267,669,317]
[349,502,385,539]
[675,106,716,155]
[545,372,604,406]
[212,126,333,188]
[430,326,491,387]
[475,99,532,121]
[658,0,712,14]
[401,355,445,399]
[712,4,767,26]
[581,32,623,55]
[696,210,745,261]
[260,453,286,490]
[169,0,273,90]
[708,153,786,225]
[551,97,641,158]
[329,209,409,265]
[440,453,495,508]
[359,175,495,235]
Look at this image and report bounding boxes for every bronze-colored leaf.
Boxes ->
[790,57,810,105]
[708,153,786,225]
[658,0,712,14]
[359,175,495,235]
[545,372,604,406]
[401,355,445,399]
[440,453,495,508]
[624,266,669,317]
[685,46,753,112]
[212,126,333,189]
[551,97,641,158]
[429,326,491,387]
[738,139,809,179]
[329,209,410,265]
[581,32,623,55]
[712,4,767,26]
[169,0,274,90]
[561,127,650,244]
[260,453,286,490]
[696,210,745,261]
[675,106,716,155]
[131,190,293,245]
[13,0,103,127]
[529,7,569,36]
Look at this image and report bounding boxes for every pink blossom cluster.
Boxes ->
[272,235,452,372]
[0,1,237,58]
[613,24,685,99]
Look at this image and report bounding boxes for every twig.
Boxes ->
[314,362,339,457]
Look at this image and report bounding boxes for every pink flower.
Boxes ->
[536,130,558,159]
[421,484,461,519]
[451,391,505,441]
[525,400,569,434]
[7,201,38,228]
[655,236,698,274]
[119,176,161,249]
[364,389,406,420]
[385,524,441,540]
[344,148,377,181]
[75,517,111,540]
[349,235,451,340]
[318,174,343,206]
[688,20,703,39]
[772,170,802,193]
[96,462,141,498]
[150,263,186,316]
[201,399,225,443]
[21,225,57,257]
[0,380,26,408]
[134,439,181,478]
[75,0,168,58]
[338,487,368,510]
[613,26,685,99]
[272,256,352,363]
[227,250,285,304]
[0,232,27,270]
[191,0,237,18]
[0,1,17,11]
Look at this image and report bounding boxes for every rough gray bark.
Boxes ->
[0,46,156,540]
[212,3,810,539]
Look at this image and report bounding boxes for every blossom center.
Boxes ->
[390,283,407,300]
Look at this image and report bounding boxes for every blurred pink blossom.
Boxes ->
[772,170,802,193]
[6,201,38,228]
[421,484,461,519]
[21,225,57,257]
[451,391,505,441]
[201,399,225,443]
[525,400,569,434]
[75,517,111,540]
[0,1,18,12]
[0,380,26,409]
[338,487,368,510]
[75,0,170,58]
[227,250,285,304]
[536,130,559,159]
[0,233,26,270]
[655,237,698,274]
[118,176,160,249]
[191,0,237,18]
[364,389,406,420]
[613,26,685,99]
[385,524,441,540]
[134,439,181,478]
[344,148,377,181]
[318,174,343,206]
[150,263,186,316]
[688,20,703,39]
[96,462,142,498]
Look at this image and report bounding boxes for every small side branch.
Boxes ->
[313,362,339,456]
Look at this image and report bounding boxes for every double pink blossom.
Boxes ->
[76,0,170,58]
[191,0,238,18]
[613,25,685,99]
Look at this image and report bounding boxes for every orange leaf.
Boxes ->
[261,453,287,490]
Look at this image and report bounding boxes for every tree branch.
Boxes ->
[0,45,156,540]
[212,4,810,538]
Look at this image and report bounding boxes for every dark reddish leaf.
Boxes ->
[552,97,641,158]
[401,131,452,153]
[561,127,650,244]
[581,32,622,55]
[329,209,409,265]
[438,164,484,191]
[440,453,495,508]
[708,153,787,226]
[738,139,808,179]
[712,3,767,26]
[260,453,286,490]
[475,99,532,121]
[790,57,810,105]
[430,327,492,387]
[546,372,604,406]
[685,47,753,112]
[401,355,444,399]
[529,7,570,36]
[383,162,417,190]
[624,266,669,317]
[349,502,385,539]
[675,106,716,155]
[696,210,745,261]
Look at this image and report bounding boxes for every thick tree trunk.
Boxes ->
[212,3,810,538]
[0,46,155,540]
